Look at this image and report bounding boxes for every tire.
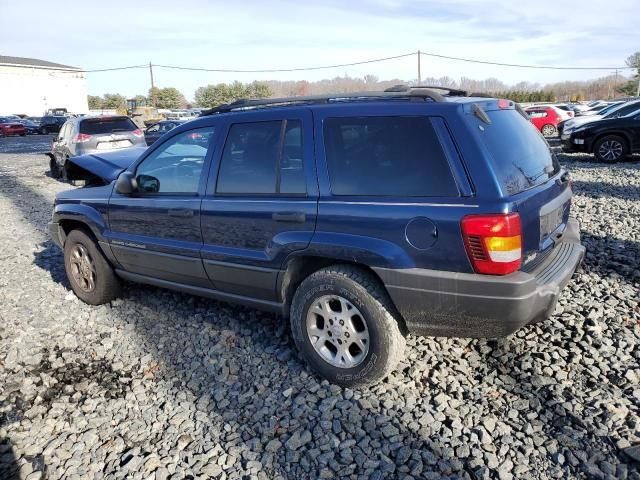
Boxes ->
[64,229,121,305]
[541,124,557,137]
[594,135,628,163]
[49,157,61,179]
[290,265,405,387]
[39,126,47,135]
[20,133,26,137]
[61,159,70,182]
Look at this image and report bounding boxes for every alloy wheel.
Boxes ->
[542,125,556,137]
[598,140,623,161]
[69,243,96,292]
[305,295,370,368]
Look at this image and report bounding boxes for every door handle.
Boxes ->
[272,211,306,223]
[168,208,194,217]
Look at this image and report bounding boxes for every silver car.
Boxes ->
[49,116,146,180]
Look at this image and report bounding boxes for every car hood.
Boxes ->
[564,115,603,130]
[67,147,146,182]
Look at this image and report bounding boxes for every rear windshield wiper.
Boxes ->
[472,103,491,124]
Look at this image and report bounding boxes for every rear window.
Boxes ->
[80,117,137,135]
[323,116,458,197]
[474,109,560,195]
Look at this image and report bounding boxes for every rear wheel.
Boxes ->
[64,229,121,305]
[541,124,557,137]
[290,265,405,387]
[39,126,47,135]
[594,135,627,163]
[49,157,61,178]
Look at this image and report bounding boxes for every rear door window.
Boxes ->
[216,120,306,195]
[323,116,458,197]
[473,109,560,195]
[80,117,137,135]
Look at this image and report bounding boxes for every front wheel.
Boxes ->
[64,229,121,305]
[39,126,47,135]
[290,265,405,387]
[594,135,627,163]
[541,124,557,137]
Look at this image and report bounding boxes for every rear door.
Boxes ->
[200,109,317,301]
[53,122,71,164]
[466,105,571,270]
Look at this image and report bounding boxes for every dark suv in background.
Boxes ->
[39,115,68,134]
[49,86,585,386]
[48,116,146,179]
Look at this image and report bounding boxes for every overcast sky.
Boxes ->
[1,0,637,100]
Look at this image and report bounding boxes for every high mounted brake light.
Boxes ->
[461,213,522,275]
[498,99,512,109]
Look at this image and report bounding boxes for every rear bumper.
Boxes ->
[374,218,585,338]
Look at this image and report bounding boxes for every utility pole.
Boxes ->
[149,62,157,108]
[417,50,422,85]
[613,69,619,99]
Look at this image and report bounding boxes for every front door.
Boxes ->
[108,126,216,287]
[200,110,317,301]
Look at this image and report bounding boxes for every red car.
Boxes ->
[525,107,561,137]
[0,117,26,137]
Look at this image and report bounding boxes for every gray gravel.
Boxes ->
[0,139,639,479]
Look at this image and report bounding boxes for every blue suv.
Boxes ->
[49,86,585,386]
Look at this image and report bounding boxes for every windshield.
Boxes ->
[603,102,640,118]
[471,109,560,196]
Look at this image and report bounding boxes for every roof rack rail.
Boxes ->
[385,84,468,97]
[200,87,447,116]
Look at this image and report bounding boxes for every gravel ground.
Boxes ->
[0,138,638,480]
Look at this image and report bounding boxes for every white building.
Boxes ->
[0,56,88,116]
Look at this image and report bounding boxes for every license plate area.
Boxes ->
[539,201,569,252]
[96,139,131,150]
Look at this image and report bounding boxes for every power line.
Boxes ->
[418,50,633,70]
[81,51,633,74]
[152,52,416,73]
[84,64,147,73]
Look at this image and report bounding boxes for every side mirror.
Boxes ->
[115,171,138,194]
[137,174,160,193]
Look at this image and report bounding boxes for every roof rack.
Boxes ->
[384,84,468,97]
[200,86,448,116]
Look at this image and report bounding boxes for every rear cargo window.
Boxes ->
[473,109,560,195]
[323,116,458,197]
[80,117,137,135]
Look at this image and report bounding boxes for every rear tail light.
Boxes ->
[74,133,92,143]
[132,129,143,137]
[461,213,522,275]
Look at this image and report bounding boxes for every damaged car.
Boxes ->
[48,116,146,180]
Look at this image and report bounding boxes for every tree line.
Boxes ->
[88,51,640,109]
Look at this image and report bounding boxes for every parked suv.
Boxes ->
[49,87,585,386]
[49,116,145,179]
[561,110,640,162]
[39,115,68,134]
